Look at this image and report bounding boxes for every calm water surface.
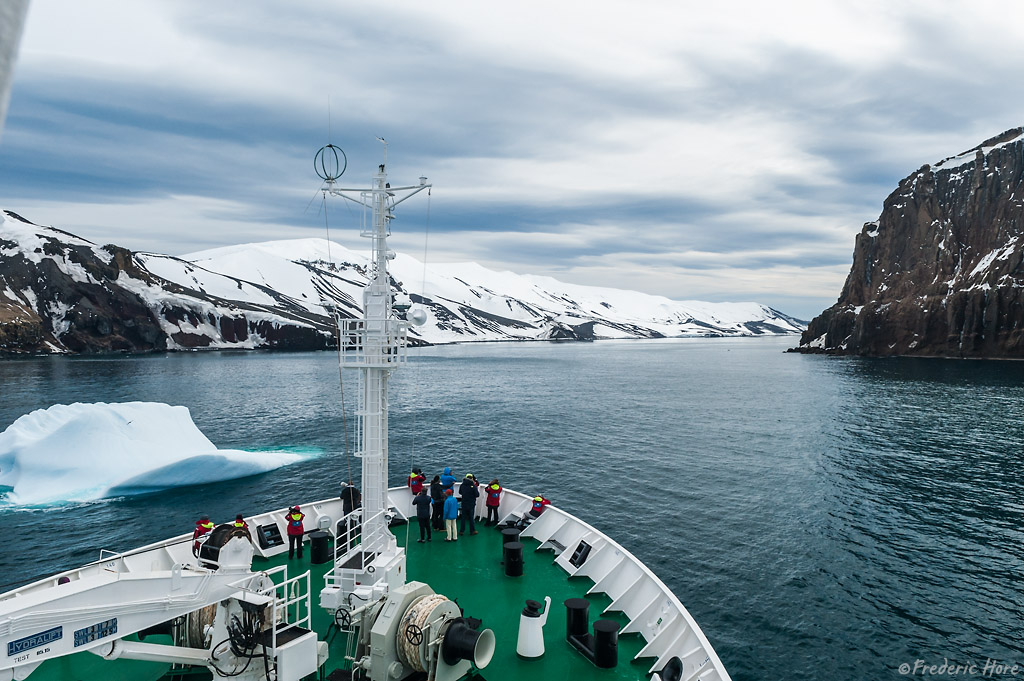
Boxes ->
[1,337,1022,681]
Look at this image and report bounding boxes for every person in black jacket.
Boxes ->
[429,475,445,530]
[340,481,361,516]
[458,473,480,535]
[411,488,433,542]
[339,481,362,552]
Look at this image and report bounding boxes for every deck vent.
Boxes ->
[569,540,592,567]
[257,523,284,550]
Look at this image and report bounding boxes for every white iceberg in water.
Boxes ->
[0,402,309,505]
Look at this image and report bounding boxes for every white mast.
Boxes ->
[319,146,430,604]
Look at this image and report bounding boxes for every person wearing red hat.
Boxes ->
[192,514,214,556]
[285,505,306,559]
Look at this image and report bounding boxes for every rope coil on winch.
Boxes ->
[184,605,217,648]
[397,594,450,672]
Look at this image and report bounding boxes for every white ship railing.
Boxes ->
[323,508,392,596]
[337,318,408,367]
[231,565,312,656]
[331,509,391,562]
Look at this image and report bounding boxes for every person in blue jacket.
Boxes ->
[440,466,457,492]
[443,489,460,541]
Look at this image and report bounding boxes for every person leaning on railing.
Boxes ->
[485,480,502,526]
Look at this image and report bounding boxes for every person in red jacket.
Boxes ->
[192,514,214,556]
[285,505,306,559]
[407,468,426,495]
[233,514,249,530]
[485,479,503,526]
[530,495,550,518]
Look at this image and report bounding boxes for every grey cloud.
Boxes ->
[4,2,1024,322]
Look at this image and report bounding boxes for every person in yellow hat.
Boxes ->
[530,495,550,518]
[407,467,426,494]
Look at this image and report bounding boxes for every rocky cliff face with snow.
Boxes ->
[0,211,804,355]
[796,127,1024,357]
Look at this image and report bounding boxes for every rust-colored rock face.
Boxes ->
[795,127,1024,357]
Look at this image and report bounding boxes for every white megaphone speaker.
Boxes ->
[408,305,428,326]
[516,596,551,658]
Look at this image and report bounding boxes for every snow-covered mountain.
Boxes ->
[0,210,804,354]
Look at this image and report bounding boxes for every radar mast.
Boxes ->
[316,143,430,604]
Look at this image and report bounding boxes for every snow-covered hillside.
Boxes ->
[172,238,804,343]
[0,210,804,354]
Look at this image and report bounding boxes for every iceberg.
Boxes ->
[0,402,310,505]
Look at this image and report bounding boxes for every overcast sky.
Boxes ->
[2,1,1023,319]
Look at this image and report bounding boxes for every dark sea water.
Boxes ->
[2,337,1023,681]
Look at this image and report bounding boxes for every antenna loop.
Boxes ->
[315,144,347,181]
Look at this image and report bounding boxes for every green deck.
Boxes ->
[29,522,652,680]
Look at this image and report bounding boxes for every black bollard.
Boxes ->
[503,541,524,577]
[564,598,590,639]
[592,619,619,668]
[500,528,521,565]
[309,530,331,565]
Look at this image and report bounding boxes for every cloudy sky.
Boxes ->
[2,1,1023,319]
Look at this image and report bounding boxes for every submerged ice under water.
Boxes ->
[0,401,310,505]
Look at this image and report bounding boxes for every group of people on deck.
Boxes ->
[192,472,552,559]
[192,507,307,559]
[408,467,550,543]
[190,513,251,556]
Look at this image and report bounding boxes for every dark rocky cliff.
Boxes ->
[795,127,1024,357]
[0,212,334,354]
